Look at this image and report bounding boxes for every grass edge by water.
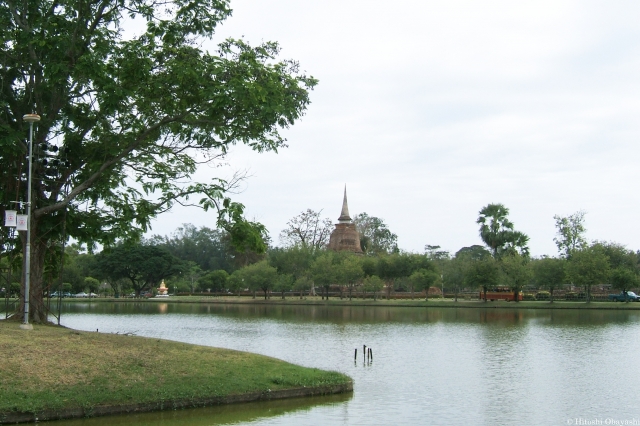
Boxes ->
[0,321,352,424]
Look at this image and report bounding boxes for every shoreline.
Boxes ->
[52,296,640,310]
[1,383,352,424]
[0,322,352,425]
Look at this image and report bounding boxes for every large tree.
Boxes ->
[566,245,610,303]
[465,257,500,302]
[1,0,316,322]
[455,245,492,261]
[336,255,363,301]
[310,252,337,300]
[442,257,467,302]
[241,260,277,300]
[95,243,184,297]
[532,257,566,303]
[152,224,233,273]
[477,203,529,259]
[499,253,532,303]
[595,241,639,302]
[278,209,332,252]
[553,211,587,258]
[353,213,398,255]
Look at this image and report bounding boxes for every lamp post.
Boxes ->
[20,113,40,330]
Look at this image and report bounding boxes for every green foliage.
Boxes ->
[310,252,337,297]
[425,245,451,261]
[442,257,467,299]
[96,243,185,296]
[499,254,532,301]
[465,258,500,300]
[455,245,492,261]
[536,291,551,301]
[83,277,100,293]
[610,268,639,297]
[353,213,398,255]
[532,257,565,301]
[274,273,295,298]
[197,269,229,292]
[477,203,529,258]
[566,244,610,302]
[363,275,384,300]
[227,270,246,295]
[409,269,439,301]
[294,275,314,298]
[239,260,278,299]
[268,246,316,279]
[594,241,639,271]
[554,211,587,258]
[1,0,316,320]
[336,255,364,300]
[154,224,233,273]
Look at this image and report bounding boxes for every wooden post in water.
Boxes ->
[369,347,373,361]
[354,348,357,361]
[363,345,366,362]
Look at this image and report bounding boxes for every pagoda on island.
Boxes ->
[327,186,363,254]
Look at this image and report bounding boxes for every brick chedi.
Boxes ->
[327,186,363,254]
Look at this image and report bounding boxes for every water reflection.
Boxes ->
[55,302,640,425]
[61,394,351,426]
[62,301,640,327]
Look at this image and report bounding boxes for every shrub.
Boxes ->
[536,291,550,301]
[523,293,536,301]
[564,292,585,301]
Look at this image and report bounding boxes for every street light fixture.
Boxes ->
[20,113,40,330]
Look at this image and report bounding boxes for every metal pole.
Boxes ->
[21,114,40,330]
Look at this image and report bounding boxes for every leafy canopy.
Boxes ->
[554,211,587,258]
[477,203,529,259]
[0,0,317,251]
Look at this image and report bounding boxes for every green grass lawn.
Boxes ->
[0,321,350,419]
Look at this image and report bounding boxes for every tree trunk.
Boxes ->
[17,220,48,324]
[514,288,519,302]
[550,288,554,303]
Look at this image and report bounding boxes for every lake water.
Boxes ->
[54,302,640,425]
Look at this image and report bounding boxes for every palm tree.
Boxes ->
[477,203,529,259]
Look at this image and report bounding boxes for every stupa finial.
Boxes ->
[338,185,351,223]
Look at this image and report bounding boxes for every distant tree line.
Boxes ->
[2,205,638,302]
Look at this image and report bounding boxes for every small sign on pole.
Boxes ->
[16,214,28,231]
[4,210,17,227]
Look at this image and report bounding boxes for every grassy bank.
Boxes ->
[0,321,351,423]
[54,295,640,310]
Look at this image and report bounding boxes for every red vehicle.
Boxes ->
[480,287,523,301]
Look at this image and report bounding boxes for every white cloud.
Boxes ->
[147,0,640,257]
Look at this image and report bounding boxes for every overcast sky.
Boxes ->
[146,1,640,257]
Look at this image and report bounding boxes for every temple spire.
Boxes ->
[338,185,351,223]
